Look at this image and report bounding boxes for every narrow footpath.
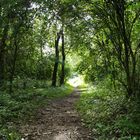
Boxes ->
[20,89,93,140]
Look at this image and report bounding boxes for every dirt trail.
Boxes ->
[20,88,93,140]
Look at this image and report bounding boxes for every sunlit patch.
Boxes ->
[68,75,85,87]
[53,129,79,140]
[53,133,69,140]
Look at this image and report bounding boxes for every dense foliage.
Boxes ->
[77,80,140,139]
[0,0,140,139]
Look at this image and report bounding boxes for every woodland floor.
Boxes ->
[19,88,93,140]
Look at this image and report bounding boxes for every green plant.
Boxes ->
[0,84,73,139]
[76,80,140,139]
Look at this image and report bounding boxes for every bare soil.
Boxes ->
[20,88,93,140]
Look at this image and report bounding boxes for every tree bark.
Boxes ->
[60,30,65,86]
[52,32,61,87]
[0,24,9,88]
[9,37,18,94]
[111,1,135,97]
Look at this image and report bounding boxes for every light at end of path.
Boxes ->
[68,75,85,87]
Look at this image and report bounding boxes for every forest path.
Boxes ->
[20,88,93,140]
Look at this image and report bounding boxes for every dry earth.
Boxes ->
[20,88,93,140]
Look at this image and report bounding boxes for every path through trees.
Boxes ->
[20,89,92,140]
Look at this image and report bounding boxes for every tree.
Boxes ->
[0,24,9,87]
[60,28,65,86]
[88,0,140,97]
[52,31,61,87]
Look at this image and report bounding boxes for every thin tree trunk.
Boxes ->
[0,25,9,88]
[40,39,43,59]
[60,30,65,86]
[115,1,134,97]
[9,37,18,94]
[52,32,60,87]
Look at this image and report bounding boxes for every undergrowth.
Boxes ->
[76,81,140,140]
[0,84,73,140]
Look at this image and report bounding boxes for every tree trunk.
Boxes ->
[0,25,9,88]
[40,39,43,59]
[114,1,134,97]
[52,32,60,87]
[60,30,65,86]
[9,38,18,94]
